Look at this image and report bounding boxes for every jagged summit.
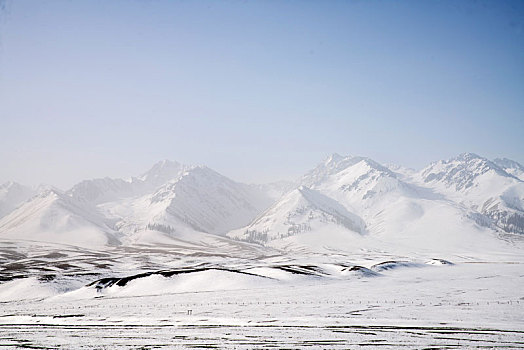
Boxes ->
[146,165,273,235]
[419,153,524,235]
[301,154,397,190]
[454,152,482,162]
[228,185,365,244]
[139,159,185,186]
[67,160,188,205]
[301,155,412,213]
[324,153,345,165]
[0,188,118,247]
[494,157,524,169]
[0,181,32,195]
[68,177,137,204]
[421,153,519,191]
[0,181,17,190]
[0,181,35,218]
[494,158,524,181]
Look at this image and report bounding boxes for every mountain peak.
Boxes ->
[493,157,524,170]
[324,153,345,165]
[493,158,524,181]
[148,164,272,236]
[0,181,34,193]
[0,181,16,189]
[146,159,181,172]
[421,152,520,191]
[139,160,184,186]
[454,152,483,162]
[0,182,36,218]
[228,185,365,244]
[0,185,118,247]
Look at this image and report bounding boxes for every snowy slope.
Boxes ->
[301,154,418,214]
[228,186,365,244]
[0,182,35,218]
[228,153,522,256]
[420,153,524,234]
[297,154,442,241]
[0,188,119,247]
[493,157,524,181]
[99,165,275,241]
[68,177,139,205]
[0,161,276,249]
[157,166,273,235]
[69,160,276,237]
[137,159,186,187]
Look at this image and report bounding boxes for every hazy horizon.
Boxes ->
[0,151,522,191]
[1,0,523,188]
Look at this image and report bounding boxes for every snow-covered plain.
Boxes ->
[1,154,524,348]
[1,240,523,349]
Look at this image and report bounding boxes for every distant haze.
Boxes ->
[0,0,523,188]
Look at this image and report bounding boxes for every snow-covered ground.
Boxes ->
[1,235,523,349]
[1,262,523,348]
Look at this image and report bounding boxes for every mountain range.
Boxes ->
[1,153,523,254]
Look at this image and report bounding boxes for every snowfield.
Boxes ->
[1,241,523,349]
[1,153,524,348]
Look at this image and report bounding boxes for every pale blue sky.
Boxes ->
[0,0,523,188]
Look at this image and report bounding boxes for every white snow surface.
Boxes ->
[494,157,524,181]
[0,181,35,218]
[418,153,524,234]
[0,189,118,247]
[229,186,365,244]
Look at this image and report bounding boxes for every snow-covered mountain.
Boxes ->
[154,166,273,235]
[228,186,365,244]
[137,159,187,187]
[0,188,119,247]
[1,154,523,251]
[493,157,524,181]
[0,161,280,248]
[228,153,524,254]
[0,182,35,218]
[107,165,274,237]
[68,160,187,205]
[68,177,139,205]
[420,153,524,234]
[420,153,518,191]
[301,154,418,214]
